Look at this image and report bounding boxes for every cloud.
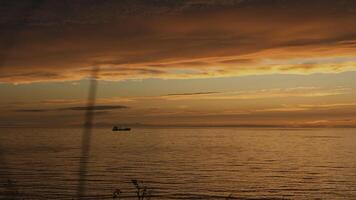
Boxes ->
[165,91,220,96]
[297,103,356,110]
[148,100,356,118]
[15,109,47,113]
[255,102,356,114]
[20,87,345,107]
[158,87,351,101]
[1,1,356,83]
[61,105,128,111]
[13,105,129,113]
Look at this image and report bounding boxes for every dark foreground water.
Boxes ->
[0,128,356,199]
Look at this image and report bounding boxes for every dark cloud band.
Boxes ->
[1,0,356,83]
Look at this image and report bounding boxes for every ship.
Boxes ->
[112,126,131,131]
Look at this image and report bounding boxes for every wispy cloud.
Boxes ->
[15,109,47,113]
[13,105,129,113]
[1,1,356,83]
[256,102,356,114]
[165,91,220,97]
[13,87,349,111]
[298,103,356,109]
[60,105,129,111]
[158,87,351,101]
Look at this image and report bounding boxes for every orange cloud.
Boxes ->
[156,87,351,101]
[1,1,356,83]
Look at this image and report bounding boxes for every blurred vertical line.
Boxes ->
[77,66,100,199]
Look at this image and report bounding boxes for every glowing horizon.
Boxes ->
[1,0,356,127]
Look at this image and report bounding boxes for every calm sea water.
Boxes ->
[0,128,356,199]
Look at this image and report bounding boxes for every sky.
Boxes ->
[1,0,356,127]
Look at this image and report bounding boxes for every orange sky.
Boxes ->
[1,0,356,127]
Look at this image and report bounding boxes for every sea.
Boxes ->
[0,128,355,199]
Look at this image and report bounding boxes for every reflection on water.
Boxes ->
[0,128,356,199]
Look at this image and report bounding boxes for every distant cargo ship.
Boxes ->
[112,126,131,131]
